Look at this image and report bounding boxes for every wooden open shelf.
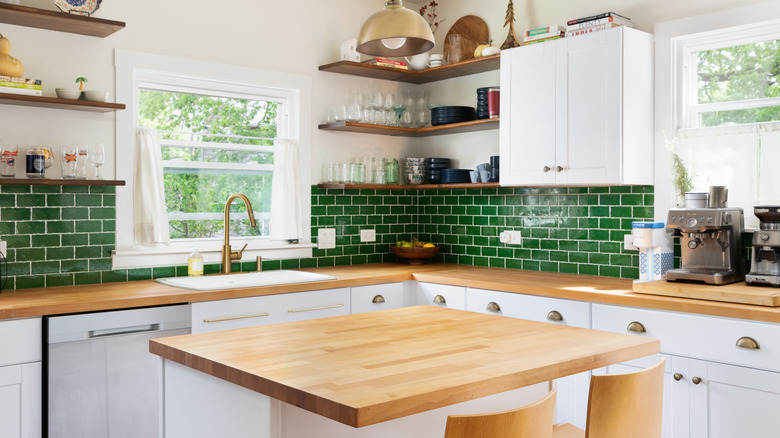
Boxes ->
[318,182,499,190]
[0,92,125,112]
[319,54,500,85]
[0,3,125,37]
[0,178,125,186]
[318,118,498,137]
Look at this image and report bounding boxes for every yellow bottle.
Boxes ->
[187,247,203,277]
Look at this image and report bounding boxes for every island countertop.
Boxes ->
[149,305,660,427]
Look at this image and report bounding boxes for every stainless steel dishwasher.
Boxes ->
[45,304,191,438]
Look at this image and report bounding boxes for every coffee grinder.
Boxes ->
[746,206,780,286]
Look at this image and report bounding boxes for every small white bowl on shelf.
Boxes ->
[55,88,81,100]
[83,90,109,102]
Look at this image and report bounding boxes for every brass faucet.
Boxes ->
[221,193,257,274]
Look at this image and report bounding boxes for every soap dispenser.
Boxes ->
[187,246,204,277]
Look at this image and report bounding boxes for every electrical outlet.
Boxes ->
[360,229,376,242]
[318,228,336,249]
[499,231,523,245]
[0,240,6,255]
[624,234,638,251]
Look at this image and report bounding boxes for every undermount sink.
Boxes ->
[155,270,336,291]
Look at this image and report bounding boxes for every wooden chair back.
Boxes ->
[585,358,665,438]
[443,390,556,438]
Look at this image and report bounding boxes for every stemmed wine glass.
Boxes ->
[392,91,408,127]
[89,142,105,179]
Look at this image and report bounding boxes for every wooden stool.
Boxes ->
[553,358,666,438]
[444,390,557,438]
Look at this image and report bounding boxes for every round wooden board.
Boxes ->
[443,15,490,63]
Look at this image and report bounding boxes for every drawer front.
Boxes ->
[192,295,284,333]
[593,304,780,372]
[0,318,41,366]
[467,288,591,328]
[351,283,406,314]
[282,288,351,322]
[415,283,466,309]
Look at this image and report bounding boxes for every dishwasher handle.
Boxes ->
[89,323,161,338]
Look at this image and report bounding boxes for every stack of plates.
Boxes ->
[431,106,477,126]
[440,168,471,184]
[477,87,491,119]
[426,158,451,184]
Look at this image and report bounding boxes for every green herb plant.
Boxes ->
[665,133,694,201]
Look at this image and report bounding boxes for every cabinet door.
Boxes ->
[499,41,558,186]
[351,283,407,314]
[0,362,41,438]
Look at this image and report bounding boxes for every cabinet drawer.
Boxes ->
[281,288,350,322]
[415,283,466,309]
[467,288,590,328]
[351,283,406,314]
[192,295,283,333]
[0,318,41,366]
[593,304,780,372]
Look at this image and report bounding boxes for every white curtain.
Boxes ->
[134,127,170,245]
[270,138,303,241]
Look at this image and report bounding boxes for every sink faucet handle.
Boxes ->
[237,243,248,255]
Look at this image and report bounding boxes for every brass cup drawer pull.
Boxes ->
[673,373,683,381]
[433,295,447,305]
[692,376,702,385]
[486,302,501,312]
[736,336,760,350]
[372,295,386,304]
[627,321,647,333]
[288,304,344,314]
[547,310,563,322]
[203,312,270,323]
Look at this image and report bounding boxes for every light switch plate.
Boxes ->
[318,228,336,249]
[0,240,6,255]
[499,231,523,245]
[360,229,376,242]
[624,234,638,251]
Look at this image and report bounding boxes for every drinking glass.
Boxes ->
[89,142,105,179]
[0,145,18,177]
[447,34,464,64]
[372,86,384,125]
[384,93,395,126]
[60,146,78,179]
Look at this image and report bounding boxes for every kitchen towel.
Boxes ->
[134,127,170,245]
[270,138,303,241]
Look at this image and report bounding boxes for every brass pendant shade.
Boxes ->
[356,0,435,57]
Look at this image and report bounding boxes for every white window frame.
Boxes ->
[113,50,313,269]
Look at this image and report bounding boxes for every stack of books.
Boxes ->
[523,25,566,45]
[565,12,634,38]
[0,76,42,96]
[363,58,409,70]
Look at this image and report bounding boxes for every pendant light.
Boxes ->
[357,0,435,57]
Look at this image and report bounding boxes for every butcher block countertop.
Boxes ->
[149,305,660,427]
[2,263,780,323]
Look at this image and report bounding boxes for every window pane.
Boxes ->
[697,40,780,104]
[700,105,780,127]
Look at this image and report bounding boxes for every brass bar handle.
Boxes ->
[692,376,702,385]
[547,310,563,322]
[736,336,760,350]
[433,295,446,304]
[372,295,386,304]
[673,373,683,381]
[486,302,501,312]
[288,304,344,314]
[627,321,647,333]
[204,312,270,323]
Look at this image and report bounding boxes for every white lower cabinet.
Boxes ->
[414,282,466,309]
[466,288,591,429]
[350,282,410,314]
[0,318,42,438]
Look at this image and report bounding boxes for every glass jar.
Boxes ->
[385,158,399,184]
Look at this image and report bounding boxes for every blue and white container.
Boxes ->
[632,222,674,282]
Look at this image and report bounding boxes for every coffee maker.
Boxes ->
[746,206,780,286]
[666,188,745,285]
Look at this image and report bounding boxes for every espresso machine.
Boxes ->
[666,187,745,285]
[746,206,780,286]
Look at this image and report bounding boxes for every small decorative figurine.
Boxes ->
[500,0,521,50]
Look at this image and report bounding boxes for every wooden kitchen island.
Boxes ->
[150,305,659,438]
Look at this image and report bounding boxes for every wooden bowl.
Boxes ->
[390,245,440,265]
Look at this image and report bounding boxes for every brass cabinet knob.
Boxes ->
[543,166,552,172]
[547,310,563,322]
[736,336,760,350]
[627,321,647,333]
[556,166,564,172]
[673,373,683,381]
[372,295,385,304]
[433,294,446,304]
[692,376,702,385]
[486,302,501,312]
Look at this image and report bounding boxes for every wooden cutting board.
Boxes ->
[443,15,489,63]
[633,280,780,306]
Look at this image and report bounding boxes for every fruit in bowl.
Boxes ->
[391,238,440,264]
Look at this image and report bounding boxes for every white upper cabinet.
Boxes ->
[500,27,653,186]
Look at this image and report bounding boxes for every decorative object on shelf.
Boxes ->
[84,90,108,102]
[340,38,361,62]
[391,238,440,264]
[500,0,521,50]
[52,0,102,16]
[357,0,435,57]
[55,87,80,99]
[75,76,87,90]
[419,1,444,35]
[0,33,24,78]
[444,15,489,64]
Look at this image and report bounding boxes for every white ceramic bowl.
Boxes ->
[83,90,109,102]
[55,88,81,100]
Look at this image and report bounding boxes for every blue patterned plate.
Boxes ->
[52,0,102,16]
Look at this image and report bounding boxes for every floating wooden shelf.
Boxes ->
[0,3,125,37]
[318,182,499,190]
[319,54,500,84]
[318,118,499,137]
[0,92,125,112]
[0,178,125,186]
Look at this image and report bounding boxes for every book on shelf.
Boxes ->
[0,80,42,90]
[567,12,630,26]
[523,30,565,43]
[565,23,628,38]
[0,75,41,84]
[525,25,566,37]
[0,86,42,96]
[524,35,564,45]
[363,58,409,69]
[566,15,634,30]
